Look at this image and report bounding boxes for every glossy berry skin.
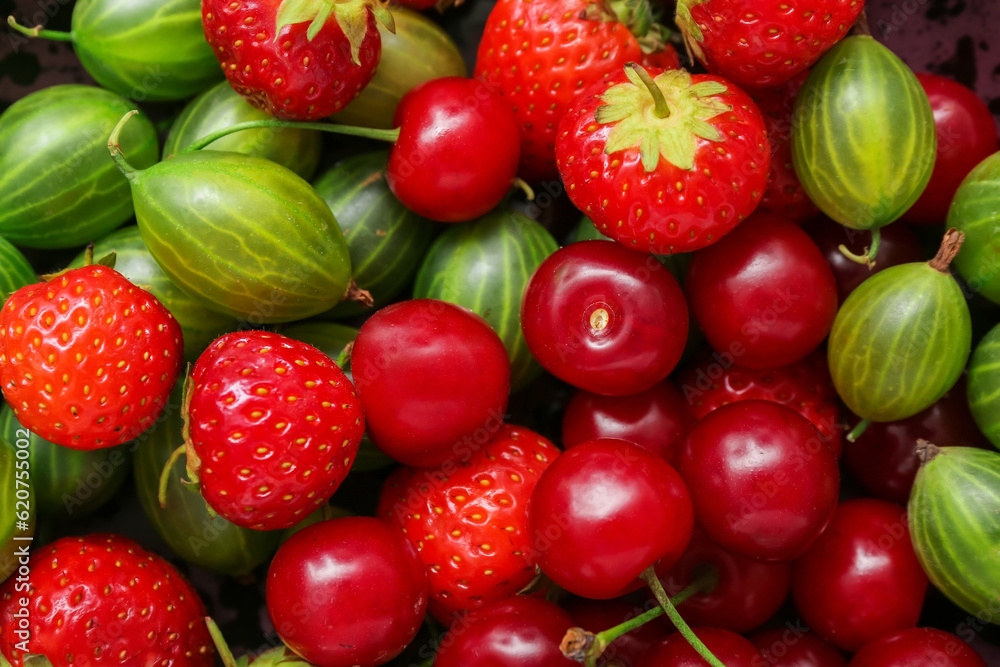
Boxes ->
[203,0,381,120]
[376,427,560,623]
[751,628,847,667]
[902,73,999,225]
[676,350,842,458]
[676,0,864,90]
[557,68,769,255]
[791,499,928,653]
[848,628,987,667]
[528,439,694,599]
[678,400,839,561]
[387,77,520,223]
[266,517,429,667]
[434,596,578,667]
[0,265,183,450]
[0,534,213,666]
[352,299,511,467]
[187,331,365,530]
[660,526,791,634]
[639,627,762,667]
[685,213,838,369]
[562,380,695,464]
[563,597,671,667]
[521,241,689,396]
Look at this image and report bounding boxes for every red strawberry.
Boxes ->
[474,0,679,183]
[178,331,365,530]
[376,425,560,623]
[203,0,394,121]
[556,63,770,254]
[676,350,843,457]
[675,0,864,90]
[0,533,214,666]
[0,264,183,450]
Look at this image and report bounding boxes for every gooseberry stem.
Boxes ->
[180,119,401,153]
[640,566,726,667]
[847,418,872,442]
[6,16,73,41]
[837,227,882,268]
[628,62,671,119]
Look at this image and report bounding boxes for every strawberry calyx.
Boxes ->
[274,0,395,64]
[158,372,205,510]
[580,0,670,55]
[39,246,116,282]
[673,0,707,62]
[21,657,54,667]
[594,63,730,173]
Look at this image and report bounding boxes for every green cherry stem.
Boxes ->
[847,418,872,442]
[837,227,882,268]
[640,566,726,667]
[180,119,401,153]
[628,62,671,119]
[6,16,73,41]
[205,618,241,667]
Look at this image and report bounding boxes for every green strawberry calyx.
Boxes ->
[580,0,670,55]
[594,63,730,173]
[274,0,395,64]
[674,0,707,62]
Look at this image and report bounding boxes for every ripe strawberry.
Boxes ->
[0,533,214,666]
[675,0,864,90]
[474,0,679,182]
[556,63,770,254]
[0,264,183,451]
[376,424,561,623]
[203,0,394,121]
[179,331,364,530]
[676,350,842,457]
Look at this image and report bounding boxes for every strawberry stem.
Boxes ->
[837,228,881,268]
[628,62,671,119]
[158,444,188,509]
[180,120,401,153]
[847,418,872,443]
[640,566,725,667]
[107,111,140,180]
[6,16,73,41]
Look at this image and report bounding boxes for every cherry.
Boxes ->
[685,213,838,369]
[433,596,578,667]
[660,526,791,634]
[527,438,694,599]
[351,299,511,467]
[386,77,520,223]
[844,375,991,505]
[751,628,847,667]
[563,596,671,667]
[562,380,695,464]
[790,499,928,652]
[639,627,762,667]
[848,628,987,667]
[521,240,689,396]
[677,400,839,561]
[265,516,428,666]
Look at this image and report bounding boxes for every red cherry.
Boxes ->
[521,240,689,396]
[751,628,847,667]
[351,299,511,467]
[639,627,762,667]
[433,596,578,667]
[677,400,839,561]
[902,73,999,225]
[265,516,429,666]
[528,438,694,599]
[562,380,695,464]
[791,499,928,652]
[849,628,987,667]
[660,526,791,634]
[563,596,671,667]
[387,77,520,223]
[685,213,838,369]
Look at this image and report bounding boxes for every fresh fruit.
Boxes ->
[969,323,1000,448]
[0,239,36,302]
[202,0,391,121]
[266,516,428,666]
[848,628,988,667]
[521,240,689,396]
[0,263,184,450]
[947,150,1000,305]
[751,628,847,667]
[0,533,215,665]
[179,330,365,530]
[909,444,1000,619]
[0,435,33,585]
[0,85,158,249]
[351,299,510,467]
[564,596,671,667]
[792,499,928,652]
[556,64,770,254]
[640,627,762,667]
[414,209,559,390]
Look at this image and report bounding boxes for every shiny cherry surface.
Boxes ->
[848,627,987,667]
[521,240,689,396]
[639,627,761,667]
[752,628,847,667]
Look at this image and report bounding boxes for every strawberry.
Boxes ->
[0,533,214,666]
[675,0,865,90]
[474,0,679,182]
[203,0,394,121]
[176,331,365,530]
[0,263,183,451]
[556,63,770,254]
[376,425,561,623]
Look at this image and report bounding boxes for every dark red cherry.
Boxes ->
[563,596,671,667]
[639,627,761,667]
[751,628,847,667]
[848,627,987,667]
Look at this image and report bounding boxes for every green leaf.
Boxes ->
[306,0,335,40]
[689,118,722,142]
[687,81,728,98]
[23,657,54,667]
[640,130,660,172]
[659,127,696,171]
[333,1,370,64]
[275,0,322,39]
[368,1,395,34]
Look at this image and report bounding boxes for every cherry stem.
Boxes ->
[513,177,536,201]
[205,618,240,667]
[6,16,73,40]
[335,341,354,369]
[837,227,881,268]
[628,62,671,119]
[846,418,871,443]
[640,566,725,667]
[107,111,140,179]
[157,444,188,509]
[180,119,401,153]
